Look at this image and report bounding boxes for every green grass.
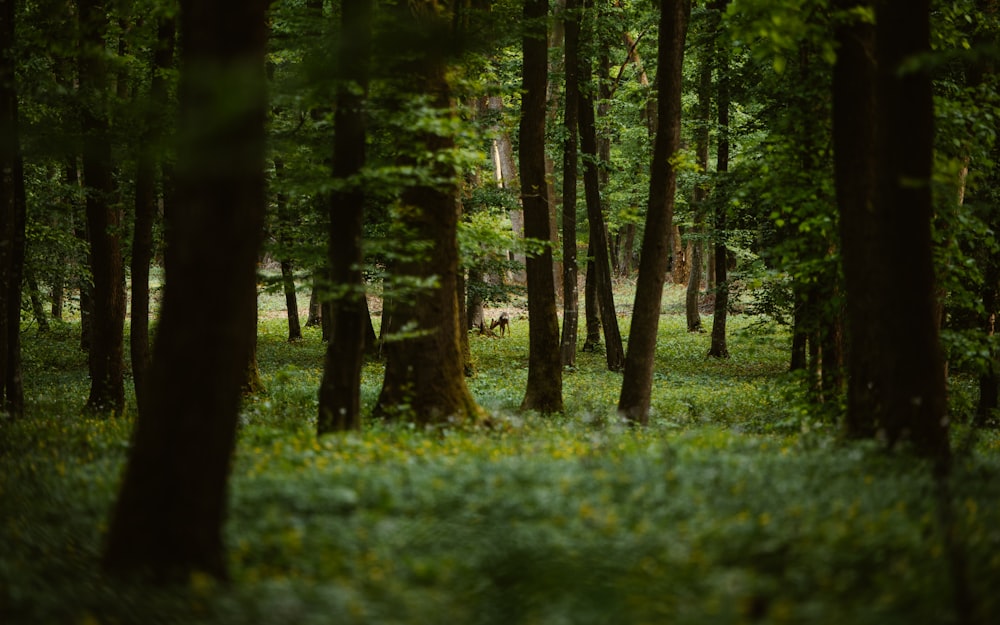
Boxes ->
[3,284,1000,624]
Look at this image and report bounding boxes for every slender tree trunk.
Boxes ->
[27,269,49,331]
[520,0,563,413]
[580,49,624,371]
[318,0,371,433]
[582,259,601,351]
[131,15,175,405]
[280,260,302,340]
[306,270,322,327]
[103,0,269,581]
[79,0,126,415]
[708,1,731,358]
[685,233,703,331]
[274,161,302,342]
[559,0,581,368]
[619,0,689,424]
[0,0,26,416]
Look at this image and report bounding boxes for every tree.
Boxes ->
[78,0,126,415]
[131,14,175,406]
[0,0,25,418]
[619,0,689,424]
[103,0,270,580]
[559,0,581,368]
[372,1,483,425]
[707,0,731,359]
[579,0,625,372]
[318,0,372,434]
[520,0,564,413]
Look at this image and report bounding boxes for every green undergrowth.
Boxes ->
[4,286,1000,624]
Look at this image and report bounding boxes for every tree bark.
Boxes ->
[619,0,689,424]
[559,0,581,368]
[373,3,483,425]
[318,0,371,433]
[131,15,175,406]
[708,0,731,359]
[0,0,26,417]
[579,43,624,371]
[273,160,302,342]
[103,0,269,581]
[519,0,563,413]
[79,0,126,415]
[582,258,601,350]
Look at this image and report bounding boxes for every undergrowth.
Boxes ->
[3,284,1000,624]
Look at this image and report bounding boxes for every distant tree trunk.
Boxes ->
[467,267,485,329]
[487,95,525,282]
[27,270,49,331]
[619,0,689,424]
[580,44,624,371]
[79,0,126,415]
[559,0,581,368]
[546,0,564,300]
[519,0,563,413]
[685,234,703,331]
[103,0,269,581]
[0,0,26,416]
[306,270,322,327]
[318,0,371,433]
[131,15,175,405]
[273,160,302,342]
[708,0,731,359]
[373,4,483,425]
[582,259,601,351]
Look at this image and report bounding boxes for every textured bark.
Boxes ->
[274,160,302,343]
[687,50,711,333]
[619,0,689,424]
[372,3,482,425]
[559,0,581,368]
[79,0,126,415]
[582,259,601,350]
[519,0,563,413]
[131,16,175,406]
[103,0,269,581]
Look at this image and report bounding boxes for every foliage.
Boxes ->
[5,287,1000,624]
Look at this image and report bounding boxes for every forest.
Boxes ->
[2,0,1000,623]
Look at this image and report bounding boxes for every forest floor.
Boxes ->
[3,283,1000,624]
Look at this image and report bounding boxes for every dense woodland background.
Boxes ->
[2,0,1000,623]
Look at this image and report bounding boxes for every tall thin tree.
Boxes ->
[520,0,564,412]
[559,0,581,368]
[618,0,690,424]
[318,0,372,433]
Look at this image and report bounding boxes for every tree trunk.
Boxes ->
[519,0,563,413]
[687,50,711,334]
[79,0,126,415]
[0,0,26,416]
[306,270,322,327]
[131,15,175,406]
[619,0,689,424]
[559,0,581,368]
[582,259,601,351]
[874,0,949,459]
[280,259,302,340]
[103,0,269,581]
[580,45,624,371]
[685,234,703,332]
[318,0,371,433]
[708,1,731,359]
[373,3,482,425]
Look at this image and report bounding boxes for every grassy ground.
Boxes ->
[3,284,1000,624]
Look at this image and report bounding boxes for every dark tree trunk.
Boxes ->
[306,270,322,327]
[582,259,601,351]
[559,0,581,368]
[103,0,269,582]
[687,49,711,334]
[27,269,49,332]
[874,0,949,459]
[318,0,370,433]
[685,234,703,332]
[708,1,731,359]
[619,0,689,424]
[0,0,26,417]
[131,15,175,406]
[519,0,563,413]
[79,0,126,415]
[579,56,624,371]
[373,4,482,425]
[280,259,302,340]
